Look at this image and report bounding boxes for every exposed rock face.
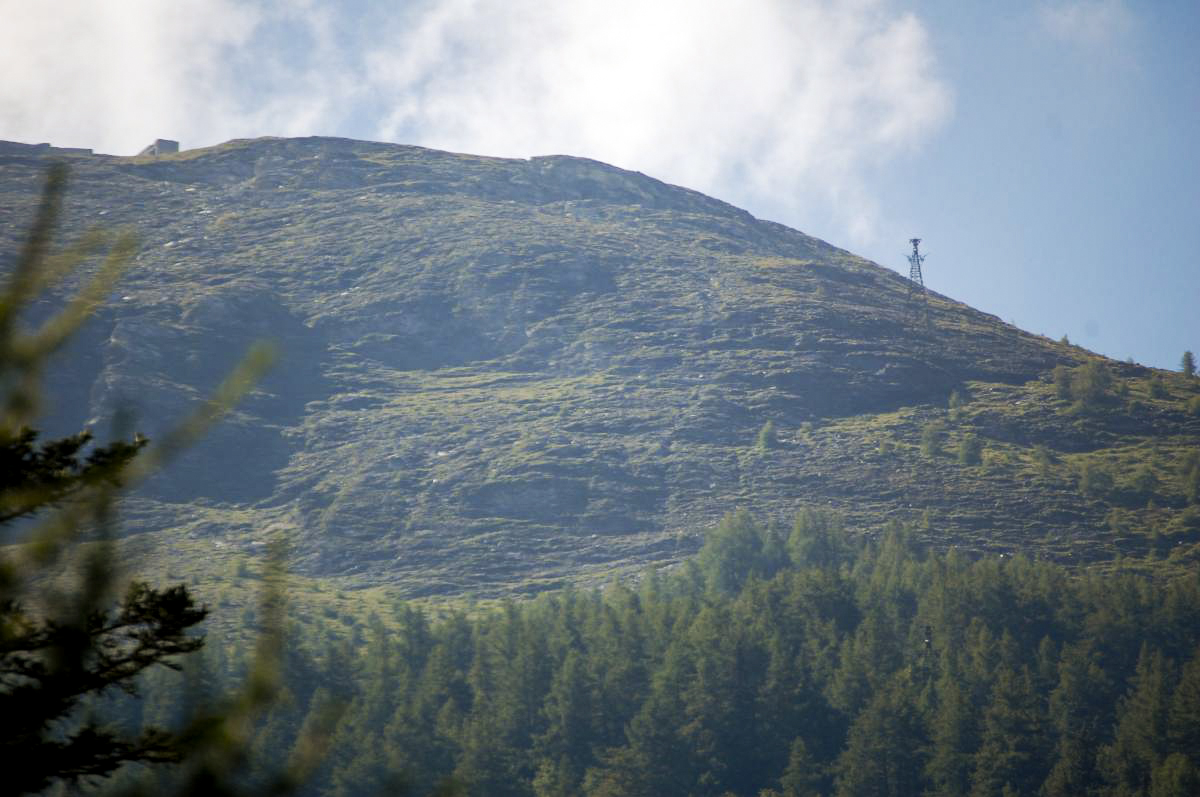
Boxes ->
[2,136,1191,595]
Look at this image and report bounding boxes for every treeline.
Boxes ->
[118,510,1200,796]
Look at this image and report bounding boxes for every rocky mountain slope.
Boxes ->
[1,136,1196,595]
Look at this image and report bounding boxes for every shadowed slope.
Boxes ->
[1,137,1196,595]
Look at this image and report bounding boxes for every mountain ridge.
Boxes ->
[2,136,1196,596]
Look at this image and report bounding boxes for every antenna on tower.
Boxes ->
[905,238,929,323]
[907,238,925,294]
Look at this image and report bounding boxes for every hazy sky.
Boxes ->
[2,0,1195,369]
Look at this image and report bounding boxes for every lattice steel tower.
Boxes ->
[907,238,925,294]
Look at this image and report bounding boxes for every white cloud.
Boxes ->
[0,0,952,244]
[0,1,258,154]
[0,0,360,156]
[1038,0,1132,47]
[367,0,952,243]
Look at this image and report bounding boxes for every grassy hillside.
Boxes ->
[1,136,1197,597]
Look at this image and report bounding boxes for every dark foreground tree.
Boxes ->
[0,164,283,795]
[1,580,208,794]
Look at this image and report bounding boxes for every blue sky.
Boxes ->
[1,0,1195,369]
[858,1,1200,369]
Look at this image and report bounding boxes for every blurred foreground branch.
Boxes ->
[0,164,332,796]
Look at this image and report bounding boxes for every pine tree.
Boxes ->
[1166,647,1200,762]
[1150,753,1200,797]
[1041,643,1108,796]
[1,164,293,797]
[786,507,851,570]
[756,419,779,451]
[452,613,527,796]
[958,433,983,466]
[1053,365,1072,401]
[921,420,945,457]
[925,670,978,796]
[587,599,649,755]
[588,642,696,796]
[969,666,1050,797]
[677,603,771,795]
[1070,360,1114,410]
[1182,350,1196,379]
[0,164,211,794]
[1099,646,1174,795]
[697,510,767,594]
[778,737,824,797]
[531,649,596,796]
[835,673,927,797]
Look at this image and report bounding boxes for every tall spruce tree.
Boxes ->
[835,672,927,797]
[1,165,290,796]
[1167,647,1200,760]
[0,164,212,794]
[1099,646,1174,795]
[969,666,1050,797]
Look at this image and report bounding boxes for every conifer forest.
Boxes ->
[2,139,1199,796]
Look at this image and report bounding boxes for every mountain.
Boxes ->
[1,136,1197,596]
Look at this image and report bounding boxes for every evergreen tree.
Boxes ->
[1099,646,1174,795]
[697,510,767,594]
[1166,647,1200,763]
[948,388,967,420]
[786,507,851,570]
[958,433,983,466]
[452,613,528,796]
[0,164,331,797]
[777,737,824,797]
[1150,753,1200,797]
[678,603,771,795]
[532,649,596,796]
[756,419,779,451]
[1053,365,1072,401]
[925,668,978,797]
[587,642,696,796]
[0,164,213,794]
[1070,360,1114,410]
[587,599,649,755]
[1181,451,1200,505]
[835,673,927,797]
[969,666,1050,797]
[1041,643,1108,796]
[921,421,945,457]
[1078,460,1115,498]
[1181,350,1195,379]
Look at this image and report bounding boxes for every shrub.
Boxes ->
[1149,375,1168,399]
[1183,452,1200,505]
[948,389,968,421]
[1105,508,1128,534]
[756,420,778,452]
[1129,464,1158,496]
[1053,365,1072,401]
[920,421,944,457]
[1070,361,1112,408]
[1078,461,1114,497]
[958,434,983,466]
[1189,396,1200,417]
[1032,444,1055,476]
